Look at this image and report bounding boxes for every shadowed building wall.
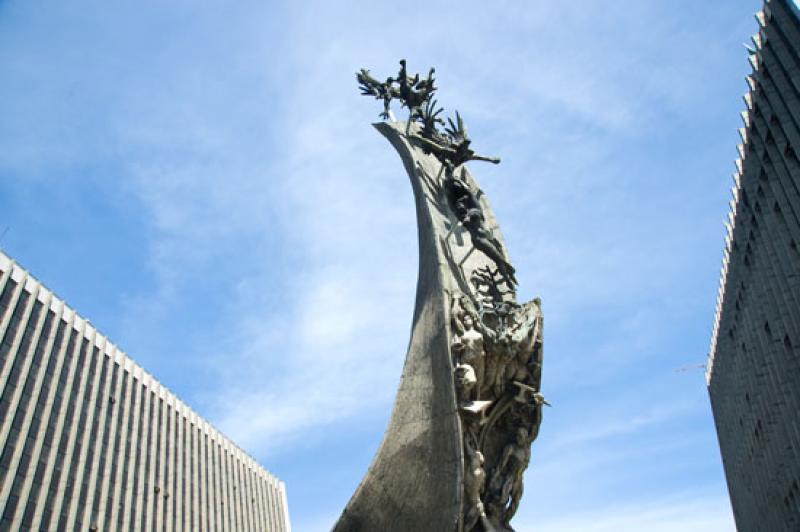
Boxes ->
[0,251,290,531]
[707,1,800,529]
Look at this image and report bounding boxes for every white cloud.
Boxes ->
[0,0,753,526]
[101,0,743,464]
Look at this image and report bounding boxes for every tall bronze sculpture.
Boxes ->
[335,60,547,532]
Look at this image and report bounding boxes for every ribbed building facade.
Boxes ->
[0,251,290,531]
[707,1,800,530]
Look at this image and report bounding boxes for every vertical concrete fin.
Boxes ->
[332,122,466,532]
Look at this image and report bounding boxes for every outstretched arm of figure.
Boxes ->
[469,154,501,165]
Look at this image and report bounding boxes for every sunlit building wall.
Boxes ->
[0,250,290,531]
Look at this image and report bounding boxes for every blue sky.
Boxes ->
[0,1,765,530]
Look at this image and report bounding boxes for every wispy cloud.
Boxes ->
[546,399,696,449]
[0,0,756,528]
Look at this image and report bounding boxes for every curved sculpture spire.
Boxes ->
[335,61,546,532]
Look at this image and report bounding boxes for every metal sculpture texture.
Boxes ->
[335,60,547,532]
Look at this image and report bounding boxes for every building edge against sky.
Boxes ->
[706,0,800,530]
[0,250,290,531]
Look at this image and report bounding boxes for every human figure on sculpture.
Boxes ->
[505,305,542,385]
[490,331,516,398]
[488,427,531,527]
[475,300,509,400]
[452,297,487,399]
[454,363,478,405]
[510,392,546,451]
[443,170,517,287]
[463,449,487,531]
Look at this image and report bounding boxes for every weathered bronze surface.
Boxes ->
[334,61,546,532]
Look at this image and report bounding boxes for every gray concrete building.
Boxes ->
[707,0,800,530]
[0,250,290,531]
